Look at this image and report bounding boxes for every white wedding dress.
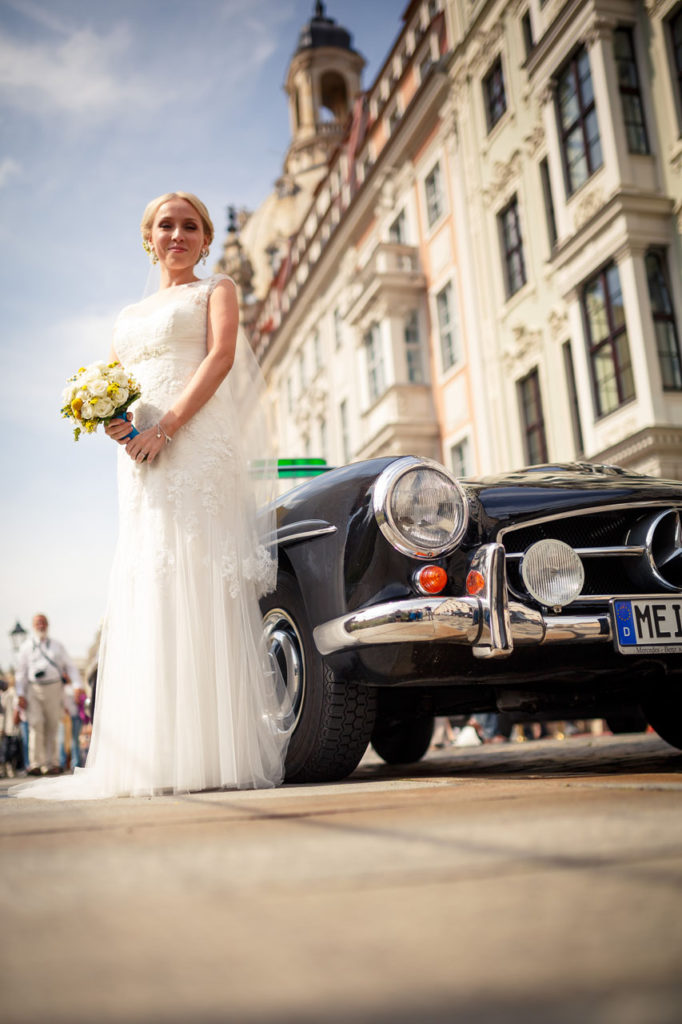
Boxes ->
[15,275,291,799]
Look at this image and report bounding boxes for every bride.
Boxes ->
[15,192,292,799]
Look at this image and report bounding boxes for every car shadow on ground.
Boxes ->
[352,733,682,782]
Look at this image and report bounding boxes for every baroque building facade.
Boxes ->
[221,0,682,480]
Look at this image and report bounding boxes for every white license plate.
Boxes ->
[612,598,682,654]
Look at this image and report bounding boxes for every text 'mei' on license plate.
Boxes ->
[612,598,682,654]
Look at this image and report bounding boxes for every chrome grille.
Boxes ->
[498,502,682,606]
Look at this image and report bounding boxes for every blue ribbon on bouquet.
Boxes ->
[114,413,139,439]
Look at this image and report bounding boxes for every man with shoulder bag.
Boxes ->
[15,613,82,776]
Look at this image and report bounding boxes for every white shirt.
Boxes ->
[15,634,82,700]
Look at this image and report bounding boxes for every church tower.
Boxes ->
[283,1,364,186]
[223,2,365,302]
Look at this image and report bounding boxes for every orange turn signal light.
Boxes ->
[466,569,485,595]
[414,565,448,595]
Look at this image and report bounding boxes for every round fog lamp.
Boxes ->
[520,539,584,608]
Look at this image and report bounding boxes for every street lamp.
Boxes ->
[9,621,27,654]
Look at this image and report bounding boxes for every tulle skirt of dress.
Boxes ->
[13,370,291,800]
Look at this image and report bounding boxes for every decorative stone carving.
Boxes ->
[466,24,504,76]
[585,16,617,48]
[644,0,667,16]
[293,383,328,430]
[538,78,557,107]
[501,324,542,369]
[482,150,522,206]
[524,123,545,157]
[573,187,605,229]
[548,307,569,341]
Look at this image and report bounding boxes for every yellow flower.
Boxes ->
[71,397,83,419]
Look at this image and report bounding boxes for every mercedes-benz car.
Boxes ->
[261,456,682,782]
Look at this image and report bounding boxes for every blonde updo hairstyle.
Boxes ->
[140,191,215,263]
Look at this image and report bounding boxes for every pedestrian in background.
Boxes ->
[1,675,24,777]
[15,614,82,776]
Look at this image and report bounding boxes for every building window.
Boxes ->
[522,10,534,59]
[333,308,343,350]
[499,195,527,297]
[424,161,445,228]
[583,263,635,416]
[645,250,682,391]
[483,56,507,132]
[364,322,386,403]
[404,311,424,384]
[428,0,439,17]
[540,158,558,249]
[613,27,649,154]
[339,400,351,463]
[436,281,459,372]
[389,209,406,244]
[450,437,470,477]
[419,51,434,80]
[388,105,401,135]
[518,369,548,465]
[557,46,603,194]
[670,9,682,110]
[562,341,584,456]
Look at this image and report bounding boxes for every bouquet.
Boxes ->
[61,361,141,441]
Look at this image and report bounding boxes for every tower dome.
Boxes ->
[295,1,354,54]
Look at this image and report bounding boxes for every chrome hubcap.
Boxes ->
[263,608,305,730]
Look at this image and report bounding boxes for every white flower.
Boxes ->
[114,388,129,407]
[92,397,115,418]
[80,403,95,420]
[88,378,109,397]
[109,368,129,386]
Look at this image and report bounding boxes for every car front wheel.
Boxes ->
[262,571,377,783]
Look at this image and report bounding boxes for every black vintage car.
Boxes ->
[261,456,682,782]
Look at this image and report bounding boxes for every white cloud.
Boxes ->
[0,24,168,117]
[0,307,120,428]
[0,157,21,187]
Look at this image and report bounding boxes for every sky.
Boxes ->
[0,0,405,669]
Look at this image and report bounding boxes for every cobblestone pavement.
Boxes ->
[1,733,681,1024]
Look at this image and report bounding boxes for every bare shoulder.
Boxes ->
[208,276,238,315]
[210,275,237,298]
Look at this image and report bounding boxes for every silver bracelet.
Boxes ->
[156,423,172,444]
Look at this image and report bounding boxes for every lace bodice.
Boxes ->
[113,276,219,431]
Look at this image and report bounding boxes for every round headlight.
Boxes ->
[373,457,469,558]
[521,539,584,608]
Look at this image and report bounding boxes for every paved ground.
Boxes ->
[1,733,681,1024]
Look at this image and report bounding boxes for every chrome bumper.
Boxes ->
[313,542,613,660]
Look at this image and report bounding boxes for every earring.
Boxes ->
[143,239,158,265]
[200,248,209,266]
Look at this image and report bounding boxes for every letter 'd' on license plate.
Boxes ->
[612,598,682,654]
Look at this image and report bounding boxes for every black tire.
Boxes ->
[371,715,435,765]
[261,571,377,782]
[642,685,682,751]
[606,709,648,734]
